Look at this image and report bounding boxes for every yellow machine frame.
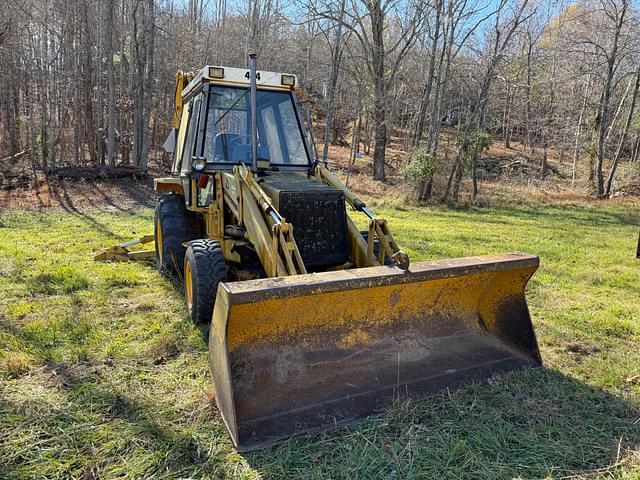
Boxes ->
[95,63,542,452]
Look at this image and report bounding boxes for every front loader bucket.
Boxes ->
[209,253,541,451]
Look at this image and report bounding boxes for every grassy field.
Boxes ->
[1,198,639,479]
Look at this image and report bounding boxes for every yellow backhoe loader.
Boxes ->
[97,55,542,451]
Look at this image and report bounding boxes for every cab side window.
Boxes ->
[181,95,202,174]
[260,106,283,164]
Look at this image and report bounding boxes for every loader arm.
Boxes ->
[316,164,409,269]
[233,164,306,277]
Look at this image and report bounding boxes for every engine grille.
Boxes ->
[278,190,349,268]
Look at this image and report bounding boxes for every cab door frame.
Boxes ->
[178,91,206,207]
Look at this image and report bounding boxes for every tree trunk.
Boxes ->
[97,1,105,165]
[452,158,464,202]
[470,133,482,200]
[605,66,640,197]
[428,7,454,156]
[73,3,81,166]
[631,135,640,164]
[132,0,155,170]
[1,81,20,155]
[541,141,548,180]
[321,0,346,164]
[594,2,627,197]
[413,0,442,147]
[39,14,49,168]
[572,74,591,188]
[504,84,512,149]
[595,73,613,197]
[443,134,469,203]
[47,0,57,168]
[81,0,97,165]
[27,74,38,178]
[372,85,387,180]
[525,33,534,152]
[371,0,386,181]
[106,0,116,166]
[140,0,155,170]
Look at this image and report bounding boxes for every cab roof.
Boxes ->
[182,65,297,99]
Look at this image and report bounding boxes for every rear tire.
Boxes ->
[184,240,227,325]
[154,194,200,275]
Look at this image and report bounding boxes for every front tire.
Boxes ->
[184,240,227,324]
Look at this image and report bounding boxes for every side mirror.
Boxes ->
[163,129,177,154]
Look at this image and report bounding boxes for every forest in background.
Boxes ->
[1,0,639,202]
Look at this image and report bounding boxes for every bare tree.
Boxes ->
[132,0,155,170]
[319,0,426,180]
[106,0,116,166]
[575,0,633,196]
[413,0,443,147]
[605,65,640,196]
[443,0,534,202]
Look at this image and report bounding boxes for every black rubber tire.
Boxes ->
[184,239,227,325]
[154,194,201,275]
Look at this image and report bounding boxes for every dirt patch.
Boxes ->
[44,361,103,389]
[565,341,603,363]
[0,176,157,210]
[0,156,166,210]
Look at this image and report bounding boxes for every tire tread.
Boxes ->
[185,239,226,324]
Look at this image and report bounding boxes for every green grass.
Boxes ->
[1,201,639,479]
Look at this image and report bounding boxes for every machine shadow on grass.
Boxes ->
[0,367,229,479]
[47,181,130,242]
[242,368,640,479]
[161,268,212,344]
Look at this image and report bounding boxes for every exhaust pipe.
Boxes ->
[249,54,258,172]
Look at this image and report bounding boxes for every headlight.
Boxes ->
[192,158,206,171]
[281,74,296,87]
[208,67,224,79]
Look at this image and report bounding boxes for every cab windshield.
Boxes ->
[203,86,310,167]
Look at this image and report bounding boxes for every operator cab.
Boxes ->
[170,65,312,176]
[165,64,350,271]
